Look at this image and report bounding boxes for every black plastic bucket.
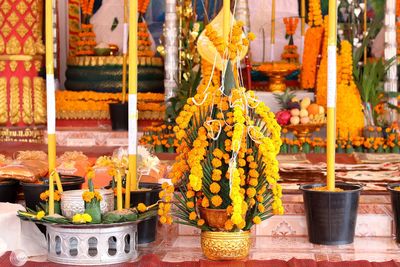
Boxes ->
[130,183,162,244]
[109,102,128,131]
[300,183,362,245]
[388,184,400,242]
[21,175,85,211]
[0,180,19,203]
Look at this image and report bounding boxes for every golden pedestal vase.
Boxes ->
[201,231,251,261]
[284,123,325,142]
[257,62,299,92]
[199,207,250,260]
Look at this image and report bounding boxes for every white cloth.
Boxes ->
[0,203,46,257]
[90,0,156,54]
[248,0,306,62]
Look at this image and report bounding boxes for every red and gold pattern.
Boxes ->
[139,0,151,14]
[68,0,81,56]
[0,0,46,126]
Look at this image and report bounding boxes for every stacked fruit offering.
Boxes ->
[275,90,326,127]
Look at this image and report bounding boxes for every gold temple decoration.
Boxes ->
[33,77,46,124]
[16,1,28,15]
[7,11,19,27]
[23,36,36,55]
[24,61,32,71]
[0,61,5,71]
[22,77,33,124]
[24,12,34,27]
[34,59,41,71]
[1,1,12,15]
[0,78,7,124]
[0,36,4,53]
[67,56,163,67]
[6,36,21,54]
[0,12,4,25]
[9,77,20,125]
[16,24,29,38]
[35,41,45,54]
[201,231,251,261]
[9,60,18,72]
[0,55,41,61]
[1,23,11,37]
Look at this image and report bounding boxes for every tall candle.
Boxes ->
[122,0,128,103]
[117,171,123,211]
[300,0,305,63]
[128,0,138,191]
[270,0,275,61]
[363,0,367,64]
[326,0,338,191]
[223,0,231,44]
[46,0,56,215]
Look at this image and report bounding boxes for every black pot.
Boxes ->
[388,184,400,242]
[21,175,85,211]
[300,183,362,245]
[0,180,19,203]
[130,183,162,244]
[109,102,128,131]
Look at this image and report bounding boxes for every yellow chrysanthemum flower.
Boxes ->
[137,203,147,213]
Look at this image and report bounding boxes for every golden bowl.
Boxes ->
[284,123,326,141]
[199,207,228,230]
[201,231,251,261]
[257,62,299,92]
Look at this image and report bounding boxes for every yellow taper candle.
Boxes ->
[117,171,123,211]
[363,0,367,65]
[223,0,230,44]
[125,171,131,209]
[326,0,338,191]
[270,0,276,61]
[122,0,129,103]
[128,0,138,192]
[301,0,305,36]
[45,0,56,214]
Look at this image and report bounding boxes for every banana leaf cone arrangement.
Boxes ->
[158,10,284,261]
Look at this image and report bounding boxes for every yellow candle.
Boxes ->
[45,0,56,215]
[128,0,138,191]
[271,0,275,44]
[301,0,305,36]
[223,0,231,44]
[117,171,123,211]
[363,0,367,64]
[326,0,338,191]
[122,0,128,103]
[125,171,131,209]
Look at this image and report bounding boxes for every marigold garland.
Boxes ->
[316,16,329,107]
[336,40,365,138]
[301,27,323,89]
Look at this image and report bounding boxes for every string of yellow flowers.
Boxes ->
[336,40,364,138]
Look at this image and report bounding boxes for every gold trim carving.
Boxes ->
[0,13,4,26]
[17,24,29,38]
[34,60,41,71]
[67,56,164,67]
[35,41,45,54]
[16,1,28,15]
[7,12,19,27]
[6,36,21,54]
[0,61,5,72]
[24,13,35,27]
[0,36,4,53]
[22,77,33,124]
[10,77,20,125]
[0,78,7,124]
[24,61,32,72]
[1,23,11,37]
[1,1,12,15]
[33,77,46,124]
[23,36,36,55]
[0,55,42,61]
[9,60,18,72]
